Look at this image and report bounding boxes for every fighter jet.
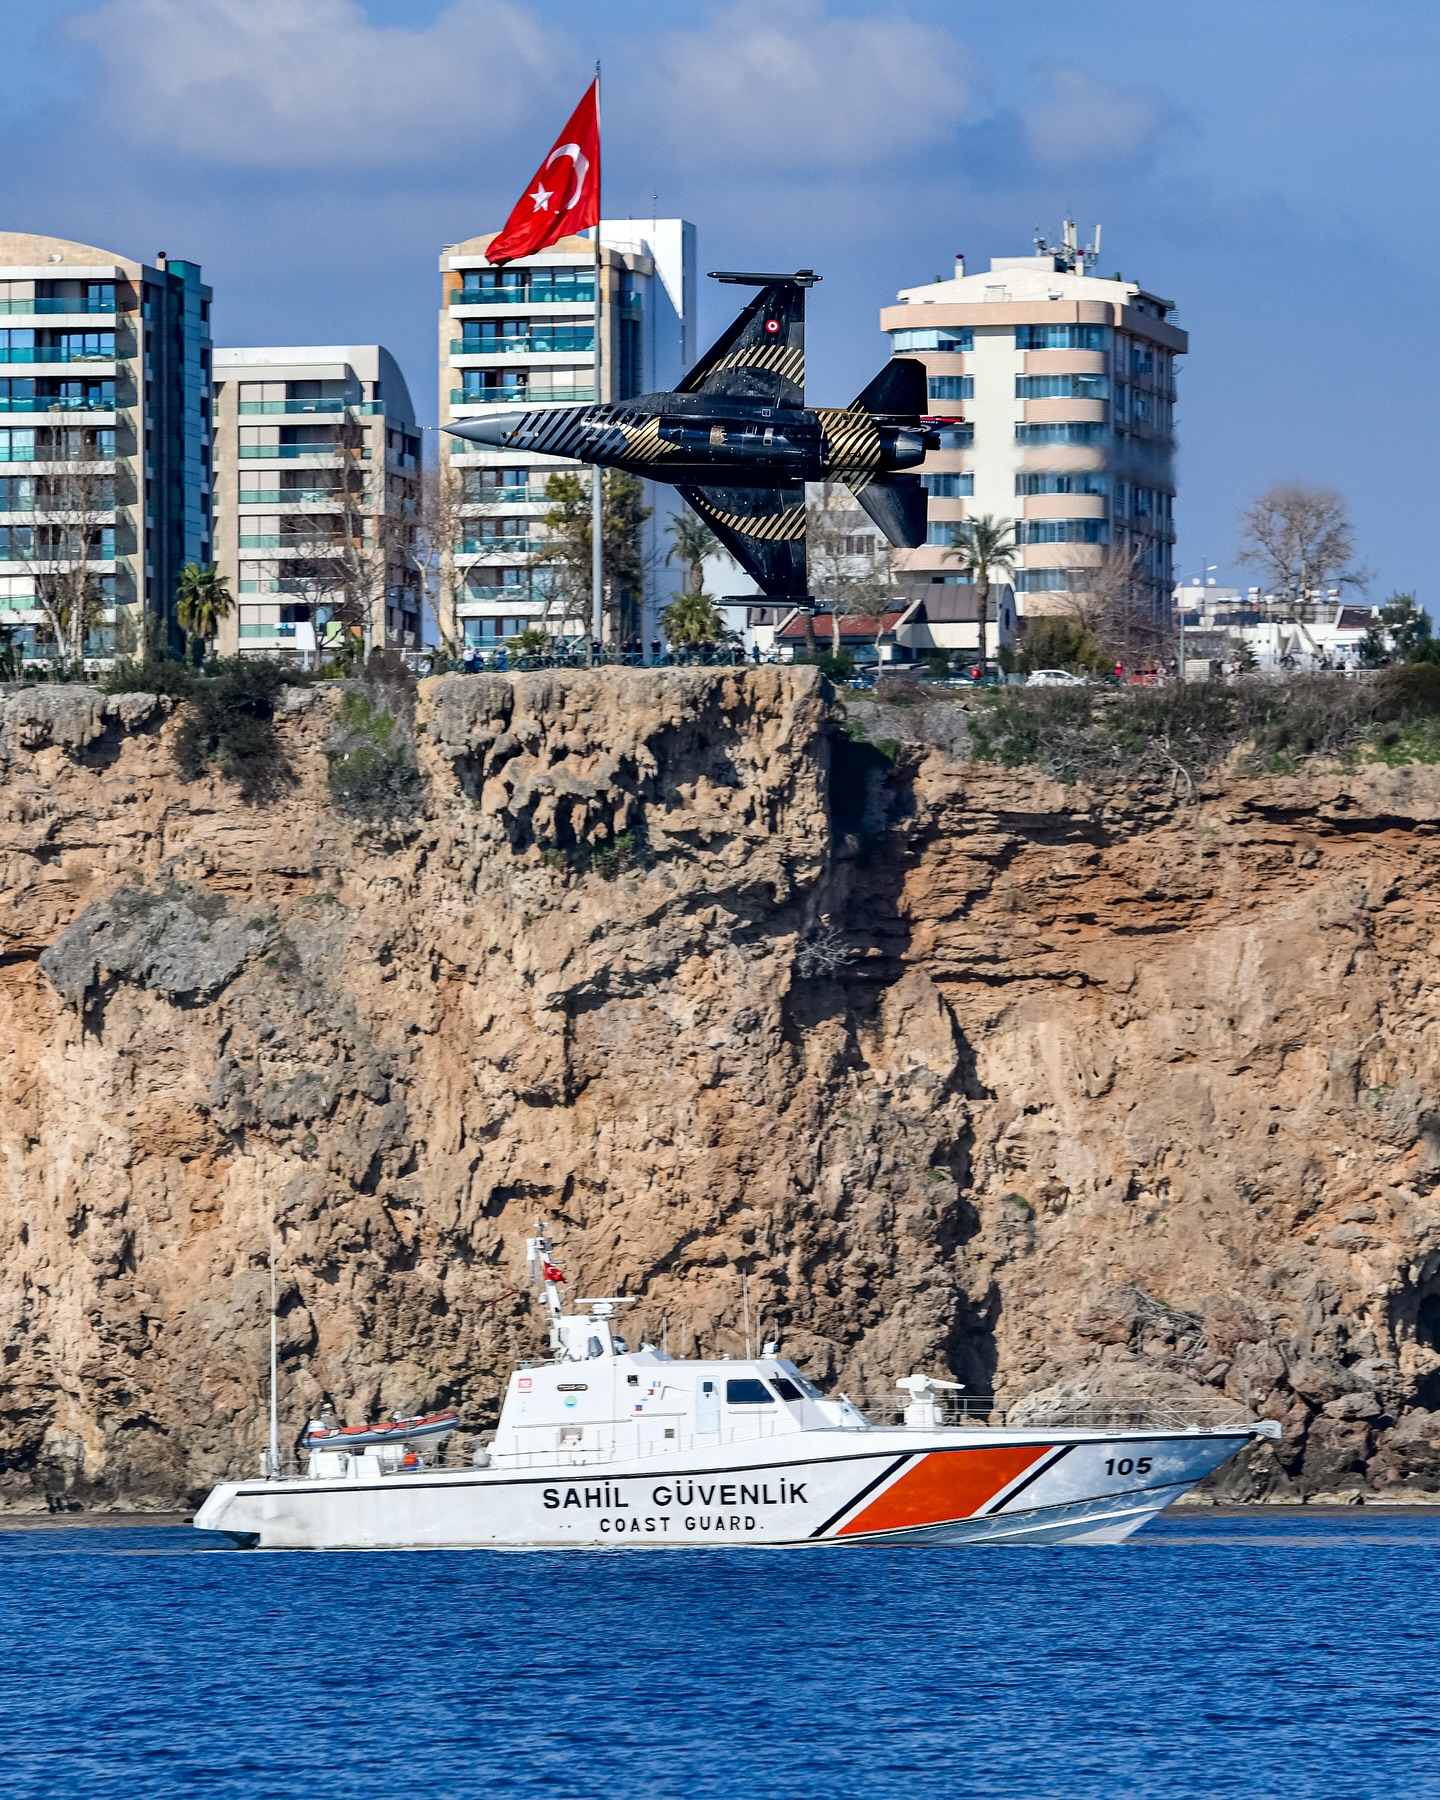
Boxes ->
[443,270,940,598]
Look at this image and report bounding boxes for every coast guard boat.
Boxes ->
[194,1227,1275,1551]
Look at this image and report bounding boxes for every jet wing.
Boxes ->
[676,281,807,409]
[677,483,807,598]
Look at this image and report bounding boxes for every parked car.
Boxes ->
[1026,668,1088,687]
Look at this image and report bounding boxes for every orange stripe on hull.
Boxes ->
[838,1446,1053,1536]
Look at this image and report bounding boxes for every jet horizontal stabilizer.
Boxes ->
[851,473,929,551]
[709,269,822,287]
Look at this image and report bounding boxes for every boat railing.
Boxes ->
[853,1393,1258,1432]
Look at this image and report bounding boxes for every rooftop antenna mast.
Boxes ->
[1034,220,1102,274]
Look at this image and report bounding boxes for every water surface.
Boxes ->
[1,1512,1434,1798]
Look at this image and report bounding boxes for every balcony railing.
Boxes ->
[0,395,115,414]
[464,486,553,506]
[239,622,299,639]
[0,347,118,364]
[238,488,355,505]
[237,399,381,415]
[451,287,593,307]
[459,536,543,555]
[237,445,369,459]
[452,336,594,357]
[451,387,594,407]
[0,298,117,316]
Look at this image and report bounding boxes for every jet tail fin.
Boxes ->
[853,356,928,417]
[853,475,929,549]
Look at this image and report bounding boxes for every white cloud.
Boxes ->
[641,0,983,170]
[67,0,568,167]
[1021,64,1175,169]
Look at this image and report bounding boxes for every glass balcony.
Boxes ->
[452,334,594,357]
[239,622,298,638]
[0,298,117,316]
[238,488,353,505]
[0,395,115,413]
[238,445,369,459]
[451,286,593,307]
[237,399,380,415]
[0,346,118,364]
[459,536,543,555]
[451,387,594,407]
[464,486,554,506]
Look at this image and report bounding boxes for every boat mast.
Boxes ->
[265,1237,281,1479]
[526,1220,566,1353]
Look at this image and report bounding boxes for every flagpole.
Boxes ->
[590,61,603,665]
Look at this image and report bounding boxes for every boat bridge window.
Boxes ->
[726,1379,773,1405]
[769,1378,803,1402]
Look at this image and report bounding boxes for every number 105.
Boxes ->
[1104,1456,1153,1477]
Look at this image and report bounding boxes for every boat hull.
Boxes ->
[193,1427,1254,1551]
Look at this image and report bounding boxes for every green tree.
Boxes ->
[666,508,729,596]
[1382,592,1432,661]
[533,470,652,654]
[943,514,1018,682]
[1018,615,1105,675]
[506,626,551,659]
[175,562,234,666]
[661,590,726,649]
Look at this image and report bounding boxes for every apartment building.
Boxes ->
[0,231,211,663]
[438,219,695,651]
[879,224,1186,622]
[212,345,421,661]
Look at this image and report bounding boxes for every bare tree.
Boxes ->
[20,462,114,671]
[1238,483,1365,613]
[1064,544,1168,670]
[806,482,894,657]
[415,461,466,656]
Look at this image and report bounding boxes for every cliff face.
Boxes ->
[4,671,1440,1509]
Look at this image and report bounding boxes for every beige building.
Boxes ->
[0,230,211,663]
[879,224,1186,622]
[438,221,695,651]
[212,345,421,662]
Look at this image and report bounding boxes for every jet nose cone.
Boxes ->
[444,411,527,449]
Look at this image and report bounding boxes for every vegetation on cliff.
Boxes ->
[967,665,1440,786]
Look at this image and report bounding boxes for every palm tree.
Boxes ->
[661,590,725,651]
[943,515,1017,681]
[176,562,234,666]
[666,508,729,595]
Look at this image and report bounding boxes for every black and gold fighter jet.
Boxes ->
[443,269,940,598]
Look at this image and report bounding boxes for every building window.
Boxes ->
[1014,569,1082,593]
[844,533,877,556]
[1015,472,1107,496]
[1016,519,1109,545]
[890,327,972,353]
[1016,325,1108,351]
[922,473,973,497]
[926,522,958,547]
[619,315,642,400]
[456,269,595,306]
[1130,343,1155,378]
[1015,375,1108,401]
[927,376,972,402]
[1015,423,1105,446]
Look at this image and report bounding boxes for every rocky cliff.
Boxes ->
[4,669,1440,1510]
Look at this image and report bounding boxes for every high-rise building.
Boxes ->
[879,225,1186,623]
[438,220,695,653]
[211,345,421,661]
[0,231,211,663]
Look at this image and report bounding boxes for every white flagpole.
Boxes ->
[267,1234,280,1478]
[591,63,603,664]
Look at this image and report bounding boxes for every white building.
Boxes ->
[879,224,1185,625]
[438,219,696,654]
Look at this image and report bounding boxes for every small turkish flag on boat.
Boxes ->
[486,81,600,265]
[542,1259,565,1284]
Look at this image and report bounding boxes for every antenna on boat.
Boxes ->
[742,1271,751,1360]
[526,1219,567,1352]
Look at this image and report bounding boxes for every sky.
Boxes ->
[5,0,1437,598]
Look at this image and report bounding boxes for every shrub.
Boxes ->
[171,658,294,799]
[325,687,423,822]
[102,655,198,699]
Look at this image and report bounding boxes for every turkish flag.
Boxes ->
[487,82,600,266]
[542,1260,565,1284]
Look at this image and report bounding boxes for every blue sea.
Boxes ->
[1,1512,1436,1799]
